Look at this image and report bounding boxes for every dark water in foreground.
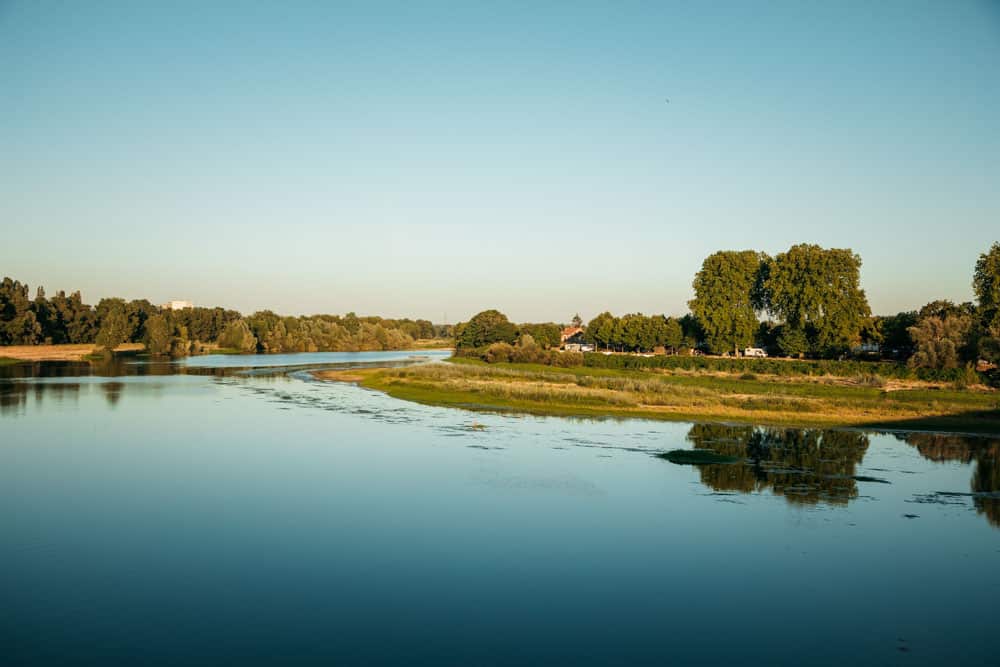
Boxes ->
[2,352,998,666]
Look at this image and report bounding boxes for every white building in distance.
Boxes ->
[161,300,194,311]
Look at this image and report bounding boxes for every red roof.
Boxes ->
[561,326,584,340]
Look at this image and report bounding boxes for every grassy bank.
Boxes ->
[319,358,1000,433]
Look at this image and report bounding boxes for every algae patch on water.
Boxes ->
[657,449,742,465]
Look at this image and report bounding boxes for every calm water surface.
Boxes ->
[2,351,998,666]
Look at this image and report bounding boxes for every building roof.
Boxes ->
[561,326,585,341]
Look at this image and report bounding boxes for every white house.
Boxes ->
[161,300,194,311]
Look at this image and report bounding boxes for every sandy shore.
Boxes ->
[0,343,145,362]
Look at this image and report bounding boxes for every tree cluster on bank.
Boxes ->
[0,279,444,356]
[452,309,698,356]
[688,242,1000,371]
[583,312,699,353]
[451,310,582,365]
[688,244,871,358]
[451,242,1000,377]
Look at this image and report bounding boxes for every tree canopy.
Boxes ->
[456,310,518,348]
[689,250,766,355]
[974,241,1000,336]
[764,244,870,356]
[908,309,973,370]
[0,275,439,357]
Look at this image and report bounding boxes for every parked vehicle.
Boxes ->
[743,347,767,358]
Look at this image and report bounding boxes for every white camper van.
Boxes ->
[743,348,767,358]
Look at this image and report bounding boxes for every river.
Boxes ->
[2,351,998,665]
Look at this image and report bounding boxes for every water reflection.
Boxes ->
[671,423,1000,526]
[896,433,1000,527]
[101,381,125,407]
[682,424,872,505]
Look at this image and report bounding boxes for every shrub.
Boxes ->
[853,373,886,388]
[483,342,514,363]
[551,351,584,367]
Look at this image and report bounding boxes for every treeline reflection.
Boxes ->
[680,424,1000,526]
[684,424,871,505]
[895,433,1000,527]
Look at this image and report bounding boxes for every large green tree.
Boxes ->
[585,312,617,350]
[144,314,172,355]
[689,250,767,355]
[907,308,973,370]
[457,309,518,348]
[218,319,259,353]
[0,277,42,344]
[974,241,1000,335]
[95,301,132,352]
[764,244,870,357]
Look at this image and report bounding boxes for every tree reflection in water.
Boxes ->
[897,433,1000,527]
[684,424,871,505]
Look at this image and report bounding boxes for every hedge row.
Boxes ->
[581,353,978,383]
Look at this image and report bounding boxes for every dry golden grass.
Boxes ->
[0,343,144,362]
[312,368,377,383]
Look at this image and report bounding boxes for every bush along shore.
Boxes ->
[316,358,1000,435]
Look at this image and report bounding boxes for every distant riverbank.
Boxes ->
[0,343,145,363]
[0,341,453,365]
[314,358,1000,434]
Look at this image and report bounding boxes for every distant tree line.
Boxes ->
[584,312,698,353]
[0,278,445,356]
[452,309,700,355]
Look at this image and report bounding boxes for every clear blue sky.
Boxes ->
[3,1,998,323]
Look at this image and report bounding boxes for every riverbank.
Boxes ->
[0,343,145,362]
[313,358,1000,434]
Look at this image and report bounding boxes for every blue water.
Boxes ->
[2,352,997,665]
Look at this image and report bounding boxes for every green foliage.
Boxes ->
[764,244,871,357]
[95,301,132,352]
[0,278,42,344]
[585,312,615,350]
[0,275,438,357]
[775,325,810,358]
[456,309,518,348]
[908,311,973,370]
[217,319,258,353]
[581,351,976,383]
[678,313,703,349]
[52,290,96,343]
[144,314,172,355]
[582,312,682,352]
[918,299,974,320]
[518,323,562,349]
[974,241,1000,335]
[459,337,585,367]
[244,310,418,353]
[878,311,917,358]
[689,250,767,354]
[978,336,1000,364]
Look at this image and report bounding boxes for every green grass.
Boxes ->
[0,356,22,366]
[357,359,1000,433]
